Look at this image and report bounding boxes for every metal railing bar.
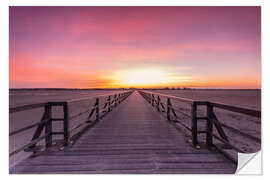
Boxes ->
[67,91,128,104]
[211,102,261,118]
[218,123,261,143]
[9,118,49,136]
[70,112,103,133]
[169,104,205,118]
[69,107,95,120]
[58,93,128,121]
[103,102,108,109]
[10,103,47,114]
[140,90,194,104]
[49,102,67,106]
[209,113,229,141]
[141,90,261,118]
[69,109,100,125]
[159,102,166,112]
[107,101,117,108]
[172,108,192,118]
[174,119,192,131]
[69,118,94,133]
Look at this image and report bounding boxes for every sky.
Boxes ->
[9,7,261,89]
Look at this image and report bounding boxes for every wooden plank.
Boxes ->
[12,161,234,172]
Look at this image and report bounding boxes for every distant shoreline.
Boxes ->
[9,88,261,91]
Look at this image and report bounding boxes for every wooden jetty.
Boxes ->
[9,90,260,174]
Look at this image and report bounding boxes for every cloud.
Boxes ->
[9,7,261,88]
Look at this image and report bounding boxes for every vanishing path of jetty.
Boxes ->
[10,91,261,174]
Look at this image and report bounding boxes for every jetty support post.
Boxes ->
[191,102,198,146]
[95,98,99,121]
[206,102,213,147]
[157,96,161,112]
[167,98,171,121]
[118,94,121,104]
[108,96,111,112]
[114,94,117,107]
[63,102,69,146]
[45,103,52,148]
[151,94,154,107]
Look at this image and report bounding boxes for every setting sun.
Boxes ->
[107,68,191,88]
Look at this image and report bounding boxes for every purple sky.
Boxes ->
[9,7,261,88]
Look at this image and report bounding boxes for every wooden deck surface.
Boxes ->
[10,91,236,174]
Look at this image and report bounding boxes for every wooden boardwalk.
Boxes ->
[10,91,236,174]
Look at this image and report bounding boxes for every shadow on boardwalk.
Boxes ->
[10,91,236,174]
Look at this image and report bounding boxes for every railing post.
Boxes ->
[45,103,52,148]
[167,98,171,121]
[206,102,213,147]
[118,94,120,104]
[114,94,117,107]
[96,98,99,121]
[63,102,69,146]
[108,96,111,112]
[157,96,161,112]
[151,94,154,107]
[191,102,198,146]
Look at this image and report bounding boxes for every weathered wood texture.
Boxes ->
[10,91,236,174]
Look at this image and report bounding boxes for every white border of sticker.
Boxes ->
[1,0,268,178]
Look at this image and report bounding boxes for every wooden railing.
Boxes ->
[138,90,261,162]
[9,90,134,157]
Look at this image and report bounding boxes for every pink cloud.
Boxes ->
[9,7,261,88]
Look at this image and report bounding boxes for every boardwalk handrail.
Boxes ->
[138,90,261,162]
[9,90,134,157]
[141,90,195,104]
[139,90,260,117]
[210,102,260,118]
[10,103,48,113]
[66,91,133,104]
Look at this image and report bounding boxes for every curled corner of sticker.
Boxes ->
[236,150,262,175]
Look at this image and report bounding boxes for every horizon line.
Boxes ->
[9,88,261,90]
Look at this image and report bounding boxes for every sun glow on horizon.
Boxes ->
[107,68,191,88]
